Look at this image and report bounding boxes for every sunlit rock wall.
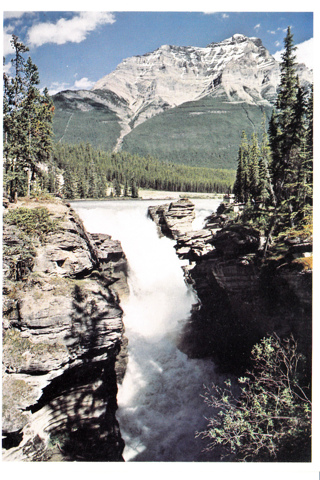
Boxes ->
[2,200,128,461]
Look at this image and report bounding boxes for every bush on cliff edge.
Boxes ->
[197,334,311,462]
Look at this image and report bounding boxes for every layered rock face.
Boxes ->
[148,198,195,239]
[150,200,312,374]
[2,200,128,461]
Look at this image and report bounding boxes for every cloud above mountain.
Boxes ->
[47,76,96,95]
[274,37,313,70]
[27,12,115,47]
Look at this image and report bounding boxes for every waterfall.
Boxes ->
[72,199,223,462]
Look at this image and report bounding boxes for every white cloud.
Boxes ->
[268,30,276,35]
[27,11,115,47]
[73,77,95,90]
[3,61,13,75]
[254,24,261,31]
[48,81,71,96]
[48,77,96,95]
[273,37,313,71]
[3,26,15,56]
[3,12,26,20]
[222,14,229,19]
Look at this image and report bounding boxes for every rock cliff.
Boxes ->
[2,199,128,461]
[150,199,312,375]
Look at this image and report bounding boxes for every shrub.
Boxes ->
[4,207,59,241]
[197,334,311,461]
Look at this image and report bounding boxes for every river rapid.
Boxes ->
[71,198,223,462]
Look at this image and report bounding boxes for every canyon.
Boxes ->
[2,196,312,461]
[148,198,312,374]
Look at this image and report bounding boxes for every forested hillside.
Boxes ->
[121,96,272,169]
[53,143,235,199]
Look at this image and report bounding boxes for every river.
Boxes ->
[71,198,223,462]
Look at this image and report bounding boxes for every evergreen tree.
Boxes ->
[130,177,139,198]
[248,132,260,203]
[270,27,300,205]
[3,35,54,201]
[258,115,275,206]
[233,131,249,203]
[123,179,129,197]
[113,178,121,197]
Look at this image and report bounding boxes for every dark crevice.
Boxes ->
[2,429,23,450]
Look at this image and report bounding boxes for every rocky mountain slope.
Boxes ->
[52,34,312,169]
[2,199,128,461]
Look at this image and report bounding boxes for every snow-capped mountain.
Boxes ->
[53,34,312,168]
[92,34,311,128]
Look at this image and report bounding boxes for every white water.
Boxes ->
[71,199,223,462]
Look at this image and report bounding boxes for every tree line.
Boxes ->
[53,142,235,199]
[3,34,235,201]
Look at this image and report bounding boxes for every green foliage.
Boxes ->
[52,90,271,170]
[198,334,311,461]
[4,207,59,241]
[3,35,54,201]
[269,27,313,223]
[52,142,235,199]
[233,28,312,257]
[52,89,121,151]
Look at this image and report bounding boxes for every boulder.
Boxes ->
[211,224,261,257]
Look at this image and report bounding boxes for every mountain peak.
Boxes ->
[231,33,248,41]
[92,32,312,135]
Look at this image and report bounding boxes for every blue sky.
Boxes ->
[3,9,314,95]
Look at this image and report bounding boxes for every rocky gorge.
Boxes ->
[148,198,312,375]
[2,196,312,462]
[2,199,128,461]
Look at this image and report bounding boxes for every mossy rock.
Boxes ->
[3,328,68,373]
[2,375,34,432]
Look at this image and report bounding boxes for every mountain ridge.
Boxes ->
[52,33,312,169]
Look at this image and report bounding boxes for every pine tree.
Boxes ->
[248,132,260,203]
[130,177,139,198]
[258,115,275,206]
[3,35,54,201]
[233,131,249,203]
[113,178,121,197]
[270,27,299,205]
[123,179,129,197]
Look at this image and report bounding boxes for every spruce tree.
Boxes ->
[233,131,249,203]
[248,132,260,203]
[3,35,54,201]
[270,26,299,206]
